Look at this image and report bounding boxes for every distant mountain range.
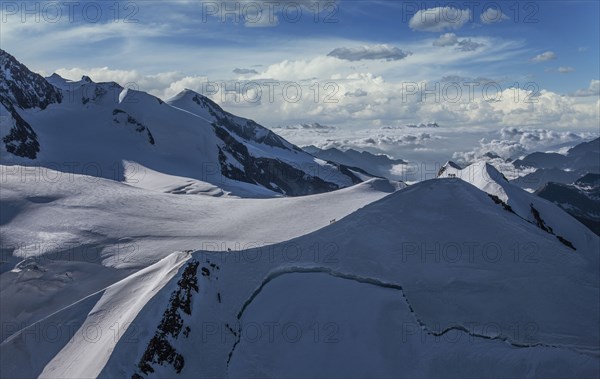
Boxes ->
[303,145,407,180]
[511,138,599,191]
[536,173,600,236]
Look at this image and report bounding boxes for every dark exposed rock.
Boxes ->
[530,204,553,234]
[488,194,515,213]
[81,85,108,105]
[136,260,199,376]
[113,109,156,145]
[0,96,40,159]
[0,49,62,110]
[530,204,576,250]
[556,235,576,250]
[0,49,62,158]
[214,124,343,196]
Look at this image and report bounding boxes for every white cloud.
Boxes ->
[433,33,459,47]
[453,127,597,163]
[327,45,412,62]
[531,51,556,62]
[432,33,484,51]
[480,8,509,24]
[409,7,471,32]
[572,80,600,97]
[457,39,484,52]
[558,66,575,73]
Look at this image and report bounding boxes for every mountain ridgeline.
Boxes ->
[0,49,370,197]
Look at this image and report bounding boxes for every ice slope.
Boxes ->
[438,161,598,256]
[5,179,596,378]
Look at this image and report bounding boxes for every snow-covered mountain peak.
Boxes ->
[437,160,511,195]
[1,50,381,197]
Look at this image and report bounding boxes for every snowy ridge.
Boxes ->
[438,160,598,255]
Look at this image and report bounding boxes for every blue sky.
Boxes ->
[1,0,598,162]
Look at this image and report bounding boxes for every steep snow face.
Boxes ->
[438,161,598,254]
[168,89,364,193]
[5,179,597,378]
[168,90,295,151]
[0,51,371,197]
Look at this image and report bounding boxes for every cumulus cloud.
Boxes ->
[572,80,600,97]
[457,39,484,52]
[531,51,556,62]
[409,7,471,32]
[432,33,484,51]
[433,33,459,47]
[327,44,412,62]
[233,68,259,75]
[480,7,509,23]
